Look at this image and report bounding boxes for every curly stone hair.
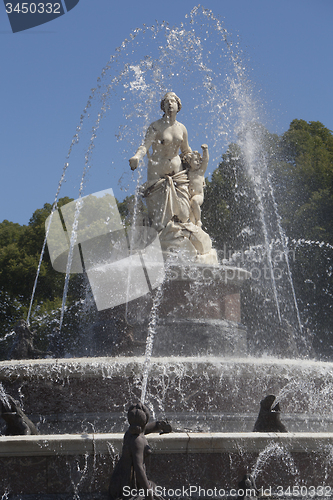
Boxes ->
[181,150,200,169]
[160,92,182,113]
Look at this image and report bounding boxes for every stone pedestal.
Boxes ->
[91,264,250,357]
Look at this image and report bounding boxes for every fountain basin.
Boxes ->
[1,356,333,434]
[1,432,333,497]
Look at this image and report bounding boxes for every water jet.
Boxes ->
[1,6,332,498]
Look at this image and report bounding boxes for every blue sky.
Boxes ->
[1,0,333,226]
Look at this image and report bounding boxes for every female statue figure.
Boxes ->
[108,402,171,500]
[129,92,216,263]
[129,92,192,232]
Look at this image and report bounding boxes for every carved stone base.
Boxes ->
[89,264,250,357]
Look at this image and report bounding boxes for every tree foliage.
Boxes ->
[202,143,262,253]
[273,120,333,355]
[273,119,333,243]
[202,119,333,358]
[0,197,81,358]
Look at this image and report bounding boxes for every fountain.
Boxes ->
[1,6,333,498]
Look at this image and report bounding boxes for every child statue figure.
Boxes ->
[183,144,209,227]
[108,402,171,500]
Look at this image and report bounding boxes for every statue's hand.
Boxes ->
[157,420,172,434]
[129,156,139,171]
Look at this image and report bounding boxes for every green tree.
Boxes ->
[0,197,86,358]
[203,121,333,358]
[202,143,261,253]
[274,119,333,243]
[273,121,333,354]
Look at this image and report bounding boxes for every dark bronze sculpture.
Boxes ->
[0,387,38,435]
[8,319,51,360]
[108,403,171,500]
[253,394,287,432]
[237,474,259,499]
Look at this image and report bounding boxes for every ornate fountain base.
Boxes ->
[2,263,330,497]
[90,264,250,357]
[1,432,333,498]
[1,356,333,496]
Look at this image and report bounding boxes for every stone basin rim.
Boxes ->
[0,355,332,372]
[0,432,332,457]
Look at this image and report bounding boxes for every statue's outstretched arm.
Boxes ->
[129,123,157,171]
[145,420,172,435]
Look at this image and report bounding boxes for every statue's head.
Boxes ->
[182,151,201,171]
[160,92,182,114]
[127,402,150,433]
[260,394,277,412]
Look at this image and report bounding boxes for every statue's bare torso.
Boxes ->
[129,92,191,184]
[145,118,190,183]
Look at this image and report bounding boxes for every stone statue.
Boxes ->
[253,394,287,432]
[130,92,191,231]
[182,144,209,227]
[8,319,51,360]
[130,92,217,264]
[0,388,38,436]
[108,402,171,500]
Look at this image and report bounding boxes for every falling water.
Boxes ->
[239,129,282,323]
[0,331,15,343]
[26,75,103,325]
[293,238,333,252]
[26,163,68,326]
[257,183,282,324]
[59,194,84,332]
[140,284,163,404]
[251,441,299,484]
[266,168,303,333]
[322,445,333,485]
[0,383,11,413]
[26,6,305,361]
[68,453,89,500]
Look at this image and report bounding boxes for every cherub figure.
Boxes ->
[183,144,209,226]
